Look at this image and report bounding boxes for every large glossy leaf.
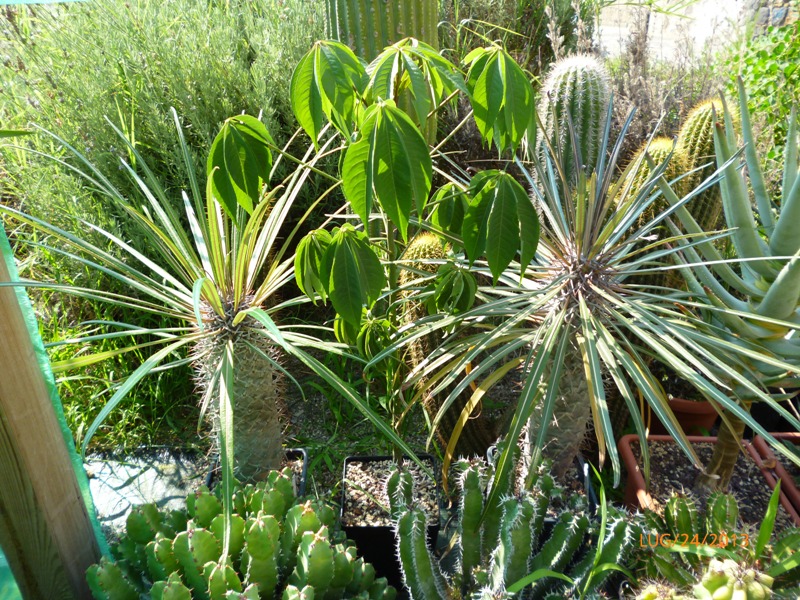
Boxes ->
[207,115,274,217]
[365,39,465,129]
[294,229,333,303]
[462,170,539,279]
[291,40,367,142]
[342,101,432,242]
[429,183,468,242]
[464,46,534,154]
[325,225,386,327]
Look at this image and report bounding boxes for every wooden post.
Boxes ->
[0,248,101,599]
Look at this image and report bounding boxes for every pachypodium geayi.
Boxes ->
[389,460,639,599]
[86,468,396,600]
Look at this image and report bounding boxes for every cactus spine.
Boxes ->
[326,0,438,61]
[392,460,638,599]
[85,468,396,600]
[536,53,611,184]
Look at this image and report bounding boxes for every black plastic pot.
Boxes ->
[205,448,308,496]
[340,454,440,594]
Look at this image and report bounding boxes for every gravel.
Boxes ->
[341,457,438,527]
[629,440,796,532]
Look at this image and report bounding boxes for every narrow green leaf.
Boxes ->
[291,49,325,146]
[219,342,235,559]
[756,481,781,558]
[81,339,190,456]
[486,178,519,281]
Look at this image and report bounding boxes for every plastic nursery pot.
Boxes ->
[648,397,719,436]
[752,433,800,516]
[205,448,309,496]
[618,434,800,526]
[341,454,440,593]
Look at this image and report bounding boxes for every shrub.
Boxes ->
[726,20,800,193]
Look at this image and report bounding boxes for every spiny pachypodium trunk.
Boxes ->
[195,304,286,482]
[527,335,591,477]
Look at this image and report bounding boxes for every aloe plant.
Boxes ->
[659,79,800,489]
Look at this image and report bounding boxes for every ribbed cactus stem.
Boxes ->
[490,496,535,592]
[458,464,484,592]
[675,98,729,236]
[326,0,439,62]
[706,492,739,536]
[396,509,447,600]
[86,558,140,600]
[536,53,610,184]
[528,512,590,598]
[386,468,414,520]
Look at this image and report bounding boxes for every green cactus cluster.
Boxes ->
[635,491,800,598]
[535,53,610,184]
[86,468,396,600]
[390,460,639,599]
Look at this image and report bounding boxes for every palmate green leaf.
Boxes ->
[342,101,432,241]
[429,183,468,241]
[462,170,539,279]
[325,225,385,327]
[294,229,333,303]
[292,40,367,140]
[464,46,534,153]
[290,49,325,147]
[207,115,274,218]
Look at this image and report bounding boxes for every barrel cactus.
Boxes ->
[674,99,730,234]
[535,53,610,184]
[391,459,639,599]
[86,468,396,600]
[399,232,494,457]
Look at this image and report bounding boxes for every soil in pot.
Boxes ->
[621,435,798,531]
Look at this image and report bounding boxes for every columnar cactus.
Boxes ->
[325,0,438,61]
[392,460,639,599]
[535,53,610,184]
[86,469,396,600]
[674,99,729,234]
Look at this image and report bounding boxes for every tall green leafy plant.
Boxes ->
[660,79,800,490]
[292,37,538,457]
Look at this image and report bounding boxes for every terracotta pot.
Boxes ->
[648,397,718,436]
[618,434,800,526]
[751,433,800,516]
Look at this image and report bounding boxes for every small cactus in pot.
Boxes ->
[85,468,397,600]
